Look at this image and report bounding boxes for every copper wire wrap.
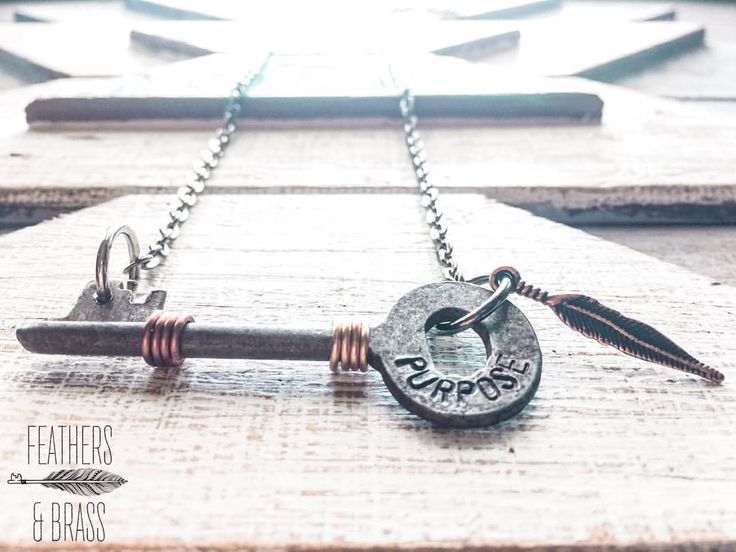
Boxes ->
[141,311,195,368]
[491,266,549,303]
[329,321,370,372]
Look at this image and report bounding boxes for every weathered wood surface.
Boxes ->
[536,1,676,22]
[13,0,163,23]
[617,2,736,101]
[0,193,734,550]
[485,20,703,80]
[435,0,560,19]
[0,4,699,86]
[130,20,521,58]
[123,0,560,21]
[585,225,736,286]
[11,0,674,26]
[0,23,188,81]
[128,19,702,81]
[2,76,736,225]
[22,53,603,122]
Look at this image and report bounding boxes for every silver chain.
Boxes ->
[113,77,510,334]
[399,89,463,282]
[128,81,459,282]
[127,61,266,272]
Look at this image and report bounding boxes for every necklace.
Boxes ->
[16,69,724,428]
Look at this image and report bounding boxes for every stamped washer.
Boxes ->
[369,281,542,428]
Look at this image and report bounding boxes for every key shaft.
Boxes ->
[16,321,333,362]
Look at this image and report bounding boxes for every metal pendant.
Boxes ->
[18,226,543,428]
[369,281,542,428]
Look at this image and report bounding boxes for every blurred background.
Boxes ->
[0,0,734,284]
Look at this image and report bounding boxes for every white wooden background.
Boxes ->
[0,194,734,550]
[0,1,735,549]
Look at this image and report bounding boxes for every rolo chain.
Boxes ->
[127,63,265,272]
[399,89,463,282]
[122,78,505,334]
[128,77,463,285]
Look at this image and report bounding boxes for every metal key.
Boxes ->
[17,280,543,428]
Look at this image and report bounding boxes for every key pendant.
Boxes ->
[17,280,541,428]
[14,228,722,428]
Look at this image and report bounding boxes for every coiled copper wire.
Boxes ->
[329,321,369,372]
[491,266,549,304]
[141,311,194,368]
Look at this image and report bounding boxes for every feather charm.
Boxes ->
[7,469,127,496]
[490,267,724,383]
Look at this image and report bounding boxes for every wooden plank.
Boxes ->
[0,66,28,91]
[127,19,703,81]
[22,53,604,122]
[129,20,521,59]
[125,0,677,25]
[438,0,560,19]
[13,0,163,23]
[3,75,735,225]
[615,2,736,101]
[0,22,192,80]
[484,20,704,80]
[124,0,225,20]
[0,193,734,550]
[531,1,676,23]
[123,0,560,21]
[583,225,736,286]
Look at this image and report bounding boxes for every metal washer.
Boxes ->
[369,281,543,428]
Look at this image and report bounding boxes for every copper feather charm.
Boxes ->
[490,267,724,383]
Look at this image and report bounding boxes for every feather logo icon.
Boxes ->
[7,469,127,496]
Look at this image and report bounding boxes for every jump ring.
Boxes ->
[434,275,515,335]
[94,224,141,304]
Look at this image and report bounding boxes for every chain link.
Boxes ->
[127,60,266,272]
[399,89,463,282]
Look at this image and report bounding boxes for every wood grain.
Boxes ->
[3,76,736,225]
[583,225,736,286]
[0,193,734,550]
